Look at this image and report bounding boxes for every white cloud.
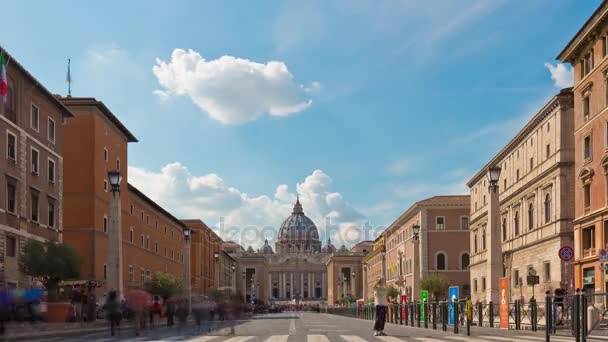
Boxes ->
[85,43,125,65]
[128,164,366,249]
[153,49,318,125]
[544,62,574,89]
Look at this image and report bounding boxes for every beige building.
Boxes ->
[382,196,470,301]
[468,88,575,303]
[326,241,373,304]
[362,237,386,301]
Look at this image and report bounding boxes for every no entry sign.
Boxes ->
[559,246,574,262]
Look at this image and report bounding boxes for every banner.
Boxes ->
[448,286,459,325]
[499,277,509,329]
[420,290,428,322]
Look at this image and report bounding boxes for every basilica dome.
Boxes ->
[276,198,322,254]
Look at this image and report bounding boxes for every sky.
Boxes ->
[2,0,600,249]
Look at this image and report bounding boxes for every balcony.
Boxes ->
[583,248,596,258]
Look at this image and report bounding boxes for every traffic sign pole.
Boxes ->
[559,246,574,295]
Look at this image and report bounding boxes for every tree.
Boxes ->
[420,273,450,300]
[144,272,183,300]
[386,285,400,300]
[23,240,81,301]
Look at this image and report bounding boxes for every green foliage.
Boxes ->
[420,273,450,300]
[386,285,400,299]
[23,240,81,301]
[144,272,183,300]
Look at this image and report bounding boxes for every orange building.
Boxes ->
[182,219,230,294]
[558,0,608,293]
[61,97,185,295]
[0,48,73,288]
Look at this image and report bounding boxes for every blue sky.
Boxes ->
[2,0,600,247]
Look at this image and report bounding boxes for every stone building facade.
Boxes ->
[362,237,386,301]
[0,48,73,288]
[326,241,372,304]
[468,89,575,303]
[182,219,224,294]
[381,196,470,301]
[557,0,608,293]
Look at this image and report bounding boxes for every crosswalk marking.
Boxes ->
[265,335,289,342]
[339,335,368,342]
[222,337,255,342]
[411,338,450,342]
[307,335,331,342]
[189,337,221,342]
[376,337,406,342]
[478,336,574,342]
[444,337,486,342]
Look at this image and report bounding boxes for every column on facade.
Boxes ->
[363,266,368,300]
[268,272,272,299]
[322,272,327,299]
[281,272,285,299]
[290,273,294,299]
[300,272,304,298]
[350,267,355,297]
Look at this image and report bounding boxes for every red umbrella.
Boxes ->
[127,289,150,311]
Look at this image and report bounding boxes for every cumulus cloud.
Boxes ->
[128,164,368,249]
[544,62,574,89]
[153,49,318,125]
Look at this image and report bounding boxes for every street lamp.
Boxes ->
[487,167,501,192]
[213,252,220,289]
[242,271,246,303]
[230,263,236,294]
[107,170,123,299]
[183,228,191,313]
[412,224,420,241]
[412,224,421,301]
[487,166,502,303]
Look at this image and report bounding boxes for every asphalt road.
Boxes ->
[21,312,588,342]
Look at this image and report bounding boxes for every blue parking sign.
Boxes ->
[449,286,459,325]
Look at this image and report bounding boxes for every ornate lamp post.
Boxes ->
[213,252,220,289]
[486,166,502,304]
[412,224,420,300]
[351,271,356,299]
[107,170,123,299]
[183,227,191,312]
[230,263,236,294]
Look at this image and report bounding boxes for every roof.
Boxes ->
[557,0,608,62]
[0,46,74,118]
[128,183,185,230]
[60,97,138,142]
[466,88,573,187]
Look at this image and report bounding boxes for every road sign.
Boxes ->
[420,290,428,322]
[559,246,574,262]
[600,249,608,262]
[448,286,459,325]
[527,275,540,285]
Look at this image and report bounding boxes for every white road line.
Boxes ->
[376,337,406,342]
[339,335,368,342]
[308,329,348,332]
[444,337,487,342]
[411,338,449,342]
[476,337,573,342]
[264,336,289,342]
[222,337,255,342]
[289,317,296,335]
[308,335,331,342]
[188,337,222,342]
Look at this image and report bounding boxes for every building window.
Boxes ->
[6,236,16,257]
[584,135,592,160]
[514,211,520,236]
[503,179,507,190]
[584,184,591,211]
[546,144,550,159]
[48,198,55,228]
[129,227,133,243]
[6,131,16,161]
[48,159,55,183]
[103,264,107,280]
[436,216,445,230]
[582,225,596,254]
[104,147,108,162]
[164,247,167,257]
[436,252,446,270]
[31,191,39,222]
[482,229,486,250]
[603,36,607,58]
[130,205,133,215]
[584,51,593,76]
[31,105,39,131]
[146,215,149,225]
[460,216,469,230]
[140,234,144,248]
[140,270,145,285]
[116,159,120,170]
[474,234,478,254]
[141,211,144,222]
[584,96,590,121]
[473,279,478,292]
[103,179,108,192]
[481,277,486,291]
[103,215,108,233]
[155,241,158,253]
[516,169,520,181]
[6,181,16,213]
[129,266,134,284]
[146,236,150,249]
[530,158,534,171]
[48,118,55,143]
[514,269,520,287]
[461,253,470,270]
[31,148,39,175]
[544,261,551,282]
[528,203,534,230]
[544,194,551,224]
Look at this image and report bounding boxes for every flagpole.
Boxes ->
[67,58,72,97]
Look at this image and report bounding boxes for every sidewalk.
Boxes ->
[2,320,132,340]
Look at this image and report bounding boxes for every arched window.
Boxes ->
[461,253,470,270]
[474,234,478,254]
[528,203,534,230]
[514,211,520,236]
[544,194,551,224]
[482,229,486,250]
[436,252,446,270]
[502,218,507,241]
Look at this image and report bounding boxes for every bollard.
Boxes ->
[454,300,459,334]
[545,291,552,342]
[417,301,421,328]
[489,301,494,328]
[424,302,428,329]
[531,298,537,332]
[411,303,415,327]
[478,302,483,327]
[515,300,521,330]
[467,310,471,336]
[433,301,437,330]
[582,289,587,342]
[574,288,580,342]
[443,302,448,331]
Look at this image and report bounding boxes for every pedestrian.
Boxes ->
[105,291,121,336]
[149,296,162,329]
[127,288,150,336]
[176,298,189,332]
[166,297,175,327]
[373,278,388,336]
[71,288,83,323]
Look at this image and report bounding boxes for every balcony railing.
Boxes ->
[583,247,596,258]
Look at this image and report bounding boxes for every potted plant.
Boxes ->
[23,240,81,322]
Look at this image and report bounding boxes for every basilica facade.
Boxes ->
[225,199,369,304]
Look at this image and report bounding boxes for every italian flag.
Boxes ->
[0,50,7,101]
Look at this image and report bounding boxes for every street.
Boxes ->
[19,312,591,342]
